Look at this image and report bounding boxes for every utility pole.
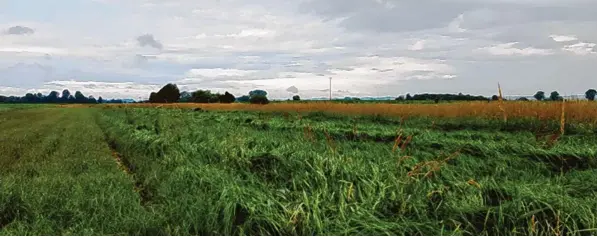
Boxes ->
[329,77,332,101]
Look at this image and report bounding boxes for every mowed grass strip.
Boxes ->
[96,107,597,235]
[0,108,156,235]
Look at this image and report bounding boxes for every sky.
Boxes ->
[0,0,596,100]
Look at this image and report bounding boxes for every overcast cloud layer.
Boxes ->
[1,0,596,99]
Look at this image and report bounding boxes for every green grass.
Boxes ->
[0,108,154,235]
[1,106,597,235]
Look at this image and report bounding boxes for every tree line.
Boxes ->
[394,89,597,102]
[0,89,125,104]
[2,84,595,104]
[147,83,270,104]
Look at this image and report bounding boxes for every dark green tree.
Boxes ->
[585,89,597,101]
[249,89,267,97]
[191,90,213,103]
[249,95,269,104]
[219,91,236,103]
[292,95,301,101]
[24,93,36,103]
[60,89,75,103]
[149,92,158,103]
[155,83,180,103]
[74,91,87,103]
[209,93,222,103]
[534,91,546,101]
[236,95,250,102]
[549,91,562,101]
[88,95,97,103]
[47,91,60,103]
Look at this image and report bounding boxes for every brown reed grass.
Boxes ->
[100,101,597,124]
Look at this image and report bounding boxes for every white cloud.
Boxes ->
[185,68,258,78]
[550,35,578,42]
[562,42,596,55]
[478,42,553,56]
[409,40,426,51]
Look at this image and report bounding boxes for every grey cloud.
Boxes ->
[372,68,393,72]
[299,0,469,33]
[136,34,163,49]
[299,0,597,38]
[5,26,35,35]
[286,86,299,93]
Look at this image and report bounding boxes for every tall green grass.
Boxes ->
[0,108,155,235]
[94,108,597,235]
[1,106,596,235]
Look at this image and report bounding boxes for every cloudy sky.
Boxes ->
[1,0,596,99]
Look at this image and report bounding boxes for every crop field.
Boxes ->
[1,103,597,235]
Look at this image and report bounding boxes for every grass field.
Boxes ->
[1,103,597,235]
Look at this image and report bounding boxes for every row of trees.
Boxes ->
[0,89,108,104]
[532,89,597,101]
[393,89,597,103]
[3,84,595,104]
[147,84,270,104]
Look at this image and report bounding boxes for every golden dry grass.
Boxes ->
[97,101,597,124]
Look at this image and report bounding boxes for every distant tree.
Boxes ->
[249,95,269,104]
[24,93,36,103]
[585,89,597,101]
[405,93,412,100]
[47,91,60,103]
[534,91,546,101]
[549,91,563,101]
[236,95,250,103]
[292,95,301,101]
[517,97,529,101]
[179,91,192,103]
[36,93,44,103]
[88,96,97,104]
[395,96,405,101]
[98,96,104,103]
[74,91,87,103]
[249,89,267,97]
[491,95,499,101]
[209,93,222,103]
[149,92,158,103]
[61,89,72,103]
[219,91,236,103]
[156,83,180,103]
[191,90,213,103]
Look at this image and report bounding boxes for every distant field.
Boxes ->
[102,101,597,124]
[1,103,597,235]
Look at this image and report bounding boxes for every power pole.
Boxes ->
[329,77,332,101]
